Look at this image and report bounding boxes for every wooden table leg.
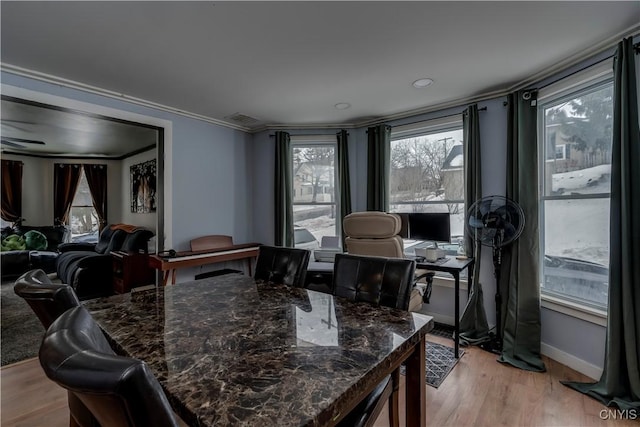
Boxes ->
[162,271,170,287]
[171,269,177,285]
[405,334,426,427]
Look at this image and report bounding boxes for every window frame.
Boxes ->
[389,116,465,241]
[290,135,340,246]
[537,60,614,317]
[69,168,99,240]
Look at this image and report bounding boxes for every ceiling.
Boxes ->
[1,1,639,156]
[1,97,159,158]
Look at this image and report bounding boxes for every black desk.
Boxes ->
[415,255,475,358]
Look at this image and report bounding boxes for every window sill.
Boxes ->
[541,294,607,326]
[432,275,468,292]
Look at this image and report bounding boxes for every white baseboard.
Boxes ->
[419,314,603,380]
[419,310,455,326]
[420,310,602,380]
[540,342,602,381]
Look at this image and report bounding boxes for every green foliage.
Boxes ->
[545,84,613,154]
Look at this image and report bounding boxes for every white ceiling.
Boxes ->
[1,1,639,155]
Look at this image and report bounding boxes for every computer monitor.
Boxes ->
[405,212,451,243]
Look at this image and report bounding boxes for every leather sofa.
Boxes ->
[1,225,70,279]
[56,224,154,300]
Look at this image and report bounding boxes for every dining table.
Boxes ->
[84,274,434,427]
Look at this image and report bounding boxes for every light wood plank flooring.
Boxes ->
[1,335,635,426]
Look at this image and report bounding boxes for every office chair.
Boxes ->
[342,211,429,310]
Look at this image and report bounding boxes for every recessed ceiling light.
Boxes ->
[412,78,434,89]
[334,103,351,110]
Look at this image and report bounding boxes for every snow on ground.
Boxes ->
[546,164,611,266]
[552,164,610,193]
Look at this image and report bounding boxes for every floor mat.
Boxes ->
[401,340,464,388]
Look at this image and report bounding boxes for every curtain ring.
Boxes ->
[522,91,531,100]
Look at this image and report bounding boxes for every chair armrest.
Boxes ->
[58,242,97,253]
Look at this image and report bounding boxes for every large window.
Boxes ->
[538,65,613,310]
[389,118,464,254]
[291,137,337,250]
[70,170,98,241]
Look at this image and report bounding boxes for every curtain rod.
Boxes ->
[387,106,487,129]
[268,131,349,138]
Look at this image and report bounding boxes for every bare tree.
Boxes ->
[293,147,334,202]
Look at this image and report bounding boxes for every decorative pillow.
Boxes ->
[24,230,48,251]
[1,234,26,251]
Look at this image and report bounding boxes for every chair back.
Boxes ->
[94,226,125,254]
[39,306,179,427]
[190,235,233,252]
[254,245,310,286]
[333,253,416,310]
[343,212,404,258]
[13,269,81,328]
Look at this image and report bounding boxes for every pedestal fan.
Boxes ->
[466,195,525,354]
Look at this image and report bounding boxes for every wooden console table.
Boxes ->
[148,243,260,286]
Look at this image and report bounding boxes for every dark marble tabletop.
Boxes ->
[85,275,433,427]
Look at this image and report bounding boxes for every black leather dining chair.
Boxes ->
[39,306,179,427]
[14,269,103,426]
[332,253,417,427]
[14,269,106,427]
[253,245,310,286]
[13,269,81,328]
[332,253,417,310]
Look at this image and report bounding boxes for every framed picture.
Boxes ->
[130,159,156,213]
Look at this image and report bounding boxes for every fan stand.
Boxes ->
[479,230,505,355]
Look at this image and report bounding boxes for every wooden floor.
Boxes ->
[1,335,634,426]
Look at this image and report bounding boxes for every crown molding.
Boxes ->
[507,24,640,93]
[0,63,252,133]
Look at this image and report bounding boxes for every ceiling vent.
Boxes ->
[225,113,260,125]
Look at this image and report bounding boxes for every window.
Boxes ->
[291,137,338,249]
[70,170,98,241]
[389,117,464,254]
[538,63,613,310]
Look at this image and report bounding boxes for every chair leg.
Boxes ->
[423,273,435,304]
[388,369,400,427]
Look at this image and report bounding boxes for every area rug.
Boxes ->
[401,340,464,388]
[1,280,45,366]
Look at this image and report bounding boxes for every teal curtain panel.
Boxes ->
[459,104,490,346]
[337,129,352,247]
[274,131,294,247]
[366,124,391,212]
[499,91,546,372]
[562,37,640,411]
